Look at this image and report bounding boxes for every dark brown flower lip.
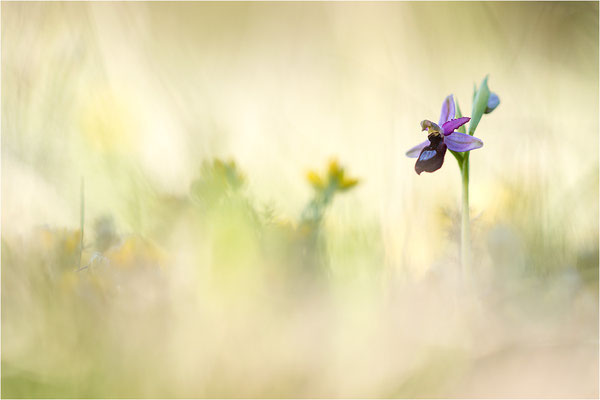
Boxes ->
[415,134,447,175]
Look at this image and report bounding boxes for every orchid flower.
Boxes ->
[405,77,499,275]
[406,95,483,175]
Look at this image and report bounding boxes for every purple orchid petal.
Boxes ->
[415,135,447,175]
[405,140,430,158]
[444,131,483,153]
[441,117,471,135]
[438,95,456,126]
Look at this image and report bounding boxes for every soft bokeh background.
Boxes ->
[2,2,598,398]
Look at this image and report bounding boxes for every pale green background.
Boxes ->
[2,2,598,397]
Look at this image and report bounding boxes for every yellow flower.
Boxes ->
[306,158,360,193]
[106,236,167,270]
[306,170,325,190]
[38,228,81,256]
[327,159,342,180]
[339,177,359,191]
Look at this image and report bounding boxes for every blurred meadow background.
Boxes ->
[2,1,598,398]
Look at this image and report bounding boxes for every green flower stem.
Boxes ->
[460,153,470,276]
[79,177,85,270]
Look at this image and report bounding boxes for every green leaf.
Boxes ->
[469,76,491,135]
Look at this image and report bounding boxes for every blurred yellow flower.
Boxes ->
[39,227,81,256]
[190,158,247,205]
[306,158,359,193]
[306,170,325,190]
[327,158,342,179]
[339,177,359,191]
[106,236,167,270]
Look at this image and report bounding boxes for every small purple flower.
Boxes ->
[406,95,483,175]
